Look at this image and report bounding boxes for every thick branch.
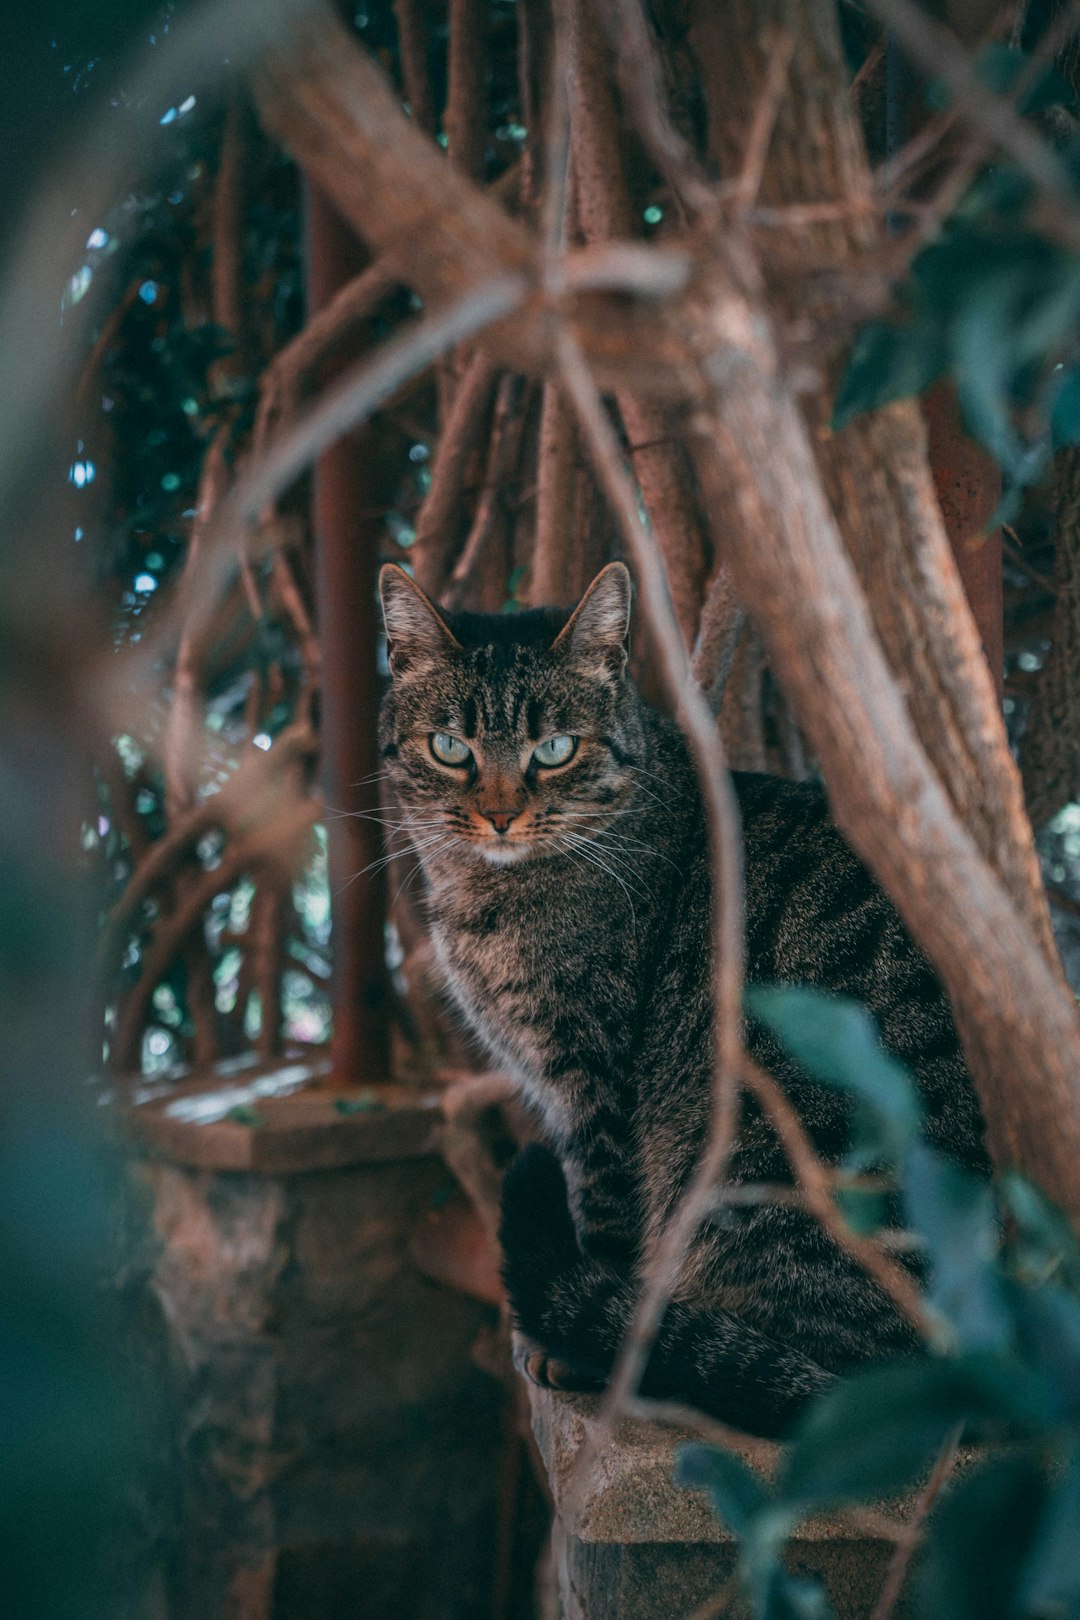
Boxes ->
[685,251,1080,1222]
[685,0,1056,965]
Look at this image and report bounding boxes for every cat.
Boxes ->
[377,559,989,1438]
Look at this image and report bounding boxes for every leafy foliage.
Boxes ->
[679,986,1080,1620]
[834,40,1080,513]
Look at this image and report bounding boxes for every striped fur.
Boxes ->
[378,564,989,1438]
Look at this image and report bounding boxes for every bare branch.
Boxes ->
[864,0,1080,248]
[741,1058,932,1339]
[128,275,528,677]
[557,327,745,1502]
[869,1423,963,1620]
[412,349,499,594]
[728,28,795,215]
[393,0,436,135]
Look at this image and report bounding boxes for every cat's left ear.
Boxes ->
[379,564,461,677]
[552,562,632,677]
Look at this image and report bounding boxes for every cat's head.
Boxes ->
[378,563,645,865]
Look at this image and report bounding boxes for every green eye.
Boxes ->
[430,732,472,767]
[533,734,577,768]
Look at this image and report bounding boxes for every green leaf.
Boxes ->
[1051,368,1080,450]
[675,1442,770,1536]
[1020,1449,1080,1615]
[916,1454,1049,1620]
[780,1355,1046,1515]
[1001,1172,1080,1292]
[832,318,945,429]
[745,987,922,1167]
[1010,1282,1080,1424]
[903,1144,1009,1353]
[762,1570,837,1620]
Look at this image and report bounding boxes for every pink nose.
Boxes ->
[481,808,518,835]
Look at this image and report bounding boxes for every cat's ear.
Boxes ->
[552,562,632,676]
[379,564,461,676]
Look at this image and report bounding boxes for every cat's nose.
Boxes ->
[480,808,519,835]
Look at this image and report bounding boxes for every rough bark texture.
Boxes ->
[568,0,709,642]
[686,0,1056,963]
[685,246,1080,1219]
[1021,447,1080,828]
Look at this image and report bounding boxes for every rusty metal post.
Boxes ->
[304,179,391,1085]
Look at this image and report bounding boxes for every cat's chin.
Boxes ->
[476,841,533,866]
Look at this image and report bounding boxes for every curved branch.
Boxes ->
[557,327,746,1508]
[112,797,318,1073]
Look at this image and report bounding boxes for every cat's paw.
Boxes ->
[512,1331,606,1394]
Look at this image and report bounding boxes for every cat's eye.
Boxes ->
[430,732,472,767]
[533,734,577,768]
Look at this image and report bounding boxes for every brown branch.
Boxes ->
[727,28,795,215]
[411,349,499,594]
[684,251,1080,1222]
[863,0,1080,248]
[557,327,746,1506]
[446,373,526,604]
[687,0,1056,969]
[869,1424,963,1620]
[446,0,488,180]
[598,0,715,216]
[100,724,316,963]
[741,1058,932,1338]
[530,381,579,604]
[567,0,709,641]
[112,797,317,1073]
[692,563,746,712]
[393,0,436,135]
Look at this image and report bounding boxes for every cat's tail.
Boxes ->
[499,1144,832,1439]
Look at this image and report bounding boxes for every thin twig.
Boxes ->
[557,327,746,1509]
[864,0,1080,249]
[601,0,716,216]
[393,0,436,134]
[412,348,499,593]
[446,373,526,602]
[729,29,795,216]
[869,1423,963,1620]
[740,1057,933,1338]
[129,275,528,677]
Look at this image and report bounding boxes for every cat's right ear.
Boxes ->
[552,562,632,678]
[379,564,461,677]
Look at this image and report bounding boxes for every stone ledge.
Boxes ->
[526,1381,951,1620]
[119,1056,445,1173]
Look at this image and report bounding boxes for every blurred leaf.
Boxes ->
[1001,1170,1080,1292]
[745,987,922,1167]
[1051,367,1080,450]
[1010,1281,1080,1424]
[832,317,944,430]
[762,1570,837,1620]
[780,1355,1048,1515]
[1020,1449,1080,1615]
[916,1454,1049,1620]
[676,1442,771,1536]
[904,1144,1010,1353]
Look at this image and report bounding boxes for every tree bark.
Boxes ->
[686,0,1055,964]
[685,247,1080,1221]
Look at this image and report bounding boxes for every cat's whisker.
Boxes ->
[555,831,647,923]
[334,830,455,896]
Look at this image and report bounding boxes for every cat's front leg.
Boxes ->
[560,1095,642,1265]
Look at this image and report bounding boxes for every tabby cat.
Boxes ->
[378,560,989,1438]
